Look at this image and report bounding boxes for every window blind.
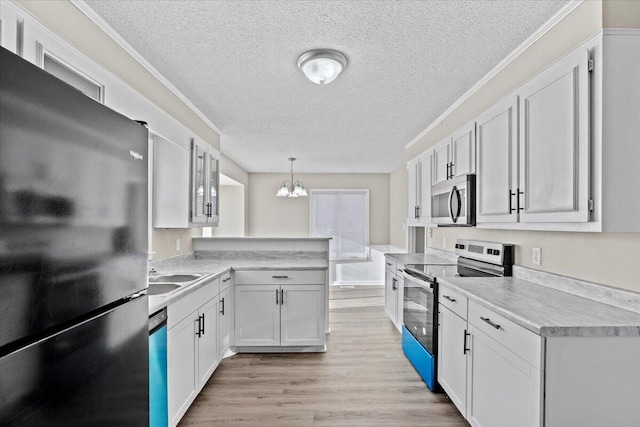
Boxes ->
[310,190,369,260]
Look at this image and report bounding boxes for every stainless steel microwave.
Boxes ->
[431,174,476,226]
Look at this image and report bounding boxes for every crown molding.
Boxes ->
[70,0,222,136]
[405,0,584,150]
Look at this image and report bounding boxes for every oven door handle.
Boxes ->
[402,272,434,293]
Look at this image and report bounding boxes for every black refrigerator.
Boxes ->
[0,47,149,426]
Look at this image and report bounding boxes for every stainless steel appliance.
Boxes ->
[0,47,149,425]
[401,240,514,391]
[431,174,476,226]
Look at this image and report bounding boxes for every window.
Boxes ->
[310,190,369,261]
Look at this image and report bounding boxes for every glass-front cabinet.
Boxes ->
[190,138,219,226]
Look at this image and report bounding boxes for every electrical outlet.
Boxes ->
[428,228,433,238]
[176,239,181,252]
[402,222,406,231]
[442,237,447,248]
[532,247,542,266]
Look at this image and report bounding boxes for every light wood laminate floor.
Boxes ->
[179,285,468,426]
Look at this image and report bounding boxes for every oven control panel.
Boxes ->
[455,239,514,266]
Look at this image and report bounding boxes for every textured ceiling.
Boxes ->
[83,0,569,173]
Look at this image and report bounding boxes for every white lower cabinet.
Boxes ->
[466,325,541,427]
[438,291,542,427]
[217,285,230,360]
[437,306,468,417]
[235,283,326,347]
[233,269,327,350]
[384,256,404,331]
[167,275,228,427]
[167,310,198,427]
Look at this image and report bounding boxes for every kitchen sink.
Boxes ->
[148,274,203,283]
[147,283,181,296]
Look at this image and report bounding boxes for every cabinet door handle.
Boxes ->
[442,294,456,303]
[445,163,450,180]
[463,329,470,354]
[416,206,421,218]
[201,313,205,335]
[276,288,279,305]
[281,289,284,305]
[449,162,455,179]
[480,316,501,329]
[517,189,524,212]
[196,316,202,338]
[223,277,231,283]
[220,297,225,315]
[386,262,392,266]
[392,277,397,291]
[509,190,516,213]
[272,275,289,279]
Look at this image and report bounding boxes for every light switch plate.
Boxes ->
[532,247,542,266]
[442,237,447,248]
[176,238,181,252]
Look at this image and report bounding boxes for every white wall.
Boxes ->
[248,173,390,245]
[210,185,245,237]
[389,165,408,250]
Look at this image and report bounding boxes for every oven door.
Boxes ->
[402,272,435,355]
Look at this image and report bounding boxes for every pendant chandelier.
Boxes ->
[276,158,308,198]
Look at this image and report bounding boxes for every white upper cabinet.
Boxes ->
[190,138,219,226]
[432,140,451,186]
[406,158,420,225]
[450,122,476,178]
[407,151,433,226]
[431,122,476,188]
[476,95,519,224]
[153,134,190,228]
[518,47,590,224]
[0,2,20,54]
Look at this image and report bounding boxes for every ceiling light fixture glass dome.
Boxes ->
[298,49,348,84]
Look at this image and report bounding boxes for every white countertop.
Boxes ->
[438,277,640,337]
[147,254,328,314]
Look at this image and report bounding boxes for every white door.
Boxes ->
[518,48,590,223]
[451,122,475,178]
[217,286,230,360]
[384,270,397,324]
[466,326,541,427]
[168,311,199,427]
[476,95,519,224]
[406,159,419,225]
[234,285,280,346]
[433,140,451,186]
[196,298,219,390]
[418,151,432,224]
[437,306,468,417]
[280,284,326,346]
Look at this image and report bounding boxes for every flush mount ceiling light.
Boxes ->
[276,158,308,198]
[297,49,347,84]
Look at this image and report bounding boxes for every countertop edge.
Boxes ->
[438,279,640,338]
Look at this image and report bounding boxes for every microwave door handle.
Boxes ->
[448,187,455,221]
[449,185,462,223]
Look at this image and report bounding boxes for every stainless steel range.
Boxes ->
[401,240,515,392]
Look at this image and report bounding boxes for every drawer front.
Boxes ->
[234,269,325,285]
[168,276,219,329]
[384,258,397,274]
[220,271,232,292]
[438,285,468,320]
[468,300,542,369]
